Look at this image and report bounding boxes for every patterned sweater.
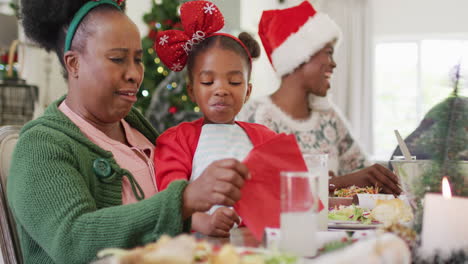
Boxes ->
[7,96,191,264]
[237,95,370,176]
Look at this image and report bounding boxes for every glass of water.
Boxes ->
[280,171,319,257]
[302,153,328,231]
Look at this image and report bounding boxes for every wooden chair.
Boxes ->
[0,125,22,264]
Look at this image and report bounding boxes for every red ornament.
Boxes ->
[1,53,7,64]
[172,22,183,30]
[0,52,18,64]
[149,29,158,41]
[168,106,178,114]
[162,19,174,26]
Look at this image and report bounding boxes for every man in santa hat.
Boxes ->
[238,1,401,195]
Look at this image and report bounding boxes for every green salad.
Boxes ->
[328,205,372,224]
[263,253,298,264]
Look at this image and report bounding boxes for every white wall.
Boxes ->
[0,3,12,15]
[125,0,153,37]
[371,0,468,39]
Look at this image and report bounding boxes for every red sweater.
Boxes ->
[154,118,278,190]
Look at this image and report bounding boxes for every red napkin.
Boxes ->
[234,133,324,241]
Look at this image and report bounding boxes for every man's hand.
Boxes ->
[330,164,402,195]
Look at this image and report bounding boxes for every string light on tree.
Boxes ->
[135,0,202,133]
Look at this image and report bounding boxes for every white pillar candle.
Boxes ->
[420,178,468,256]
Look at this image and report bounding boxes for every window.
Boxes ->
[373,39,468,160]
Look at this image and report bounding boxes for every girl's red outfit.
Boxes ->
[154,118,278,191]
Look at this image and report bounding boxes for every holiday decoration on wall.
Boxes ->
[0,50,18,80]
[135,0,201,133]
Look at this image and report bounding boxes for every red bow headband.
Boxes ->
[154,1,251,72]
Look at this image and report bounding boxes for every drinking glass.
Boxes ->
[302,153,328,230]
[280,171,319,257]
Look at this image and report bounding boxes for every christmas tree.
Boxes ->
[135,0,201,133]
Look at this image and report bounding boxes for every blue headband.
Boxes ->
[64,0,121,53]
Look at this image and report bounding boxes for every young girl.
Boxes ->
[153,1,277,237]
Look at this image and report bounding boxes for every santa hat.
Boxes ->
[258,1,342,77]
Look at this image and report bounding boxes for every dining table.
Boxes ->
[91,225,411,264]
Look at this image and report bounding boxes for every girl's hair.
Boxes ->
[186,32,261,83]
[20,0,124,78]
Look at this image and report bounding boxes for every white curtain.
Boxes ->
[318,0,374,154]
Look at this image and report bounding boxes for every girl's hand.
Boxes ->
[182,159,250,218]
[207,207,240,237]
[330,164,402,195]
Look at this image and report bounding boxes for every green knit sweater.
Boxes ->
[7,97,191,264]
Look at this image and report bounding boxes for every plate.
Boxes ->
[328,220,382,230]
[357,194,401,209]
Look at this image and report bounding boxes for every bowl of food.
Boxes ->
[329,185,381,209]
[333,185,381,197]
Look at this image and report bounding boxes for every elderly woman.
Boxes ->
[238,1,401,194]
[7,1,248,263]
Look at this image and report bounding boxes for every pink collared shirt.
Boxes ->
[59,102,157,205]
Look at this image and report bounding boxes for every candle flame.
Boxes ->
[442,177,452,199]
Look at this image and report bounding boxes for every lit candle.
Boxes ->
[420,177,468,256]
